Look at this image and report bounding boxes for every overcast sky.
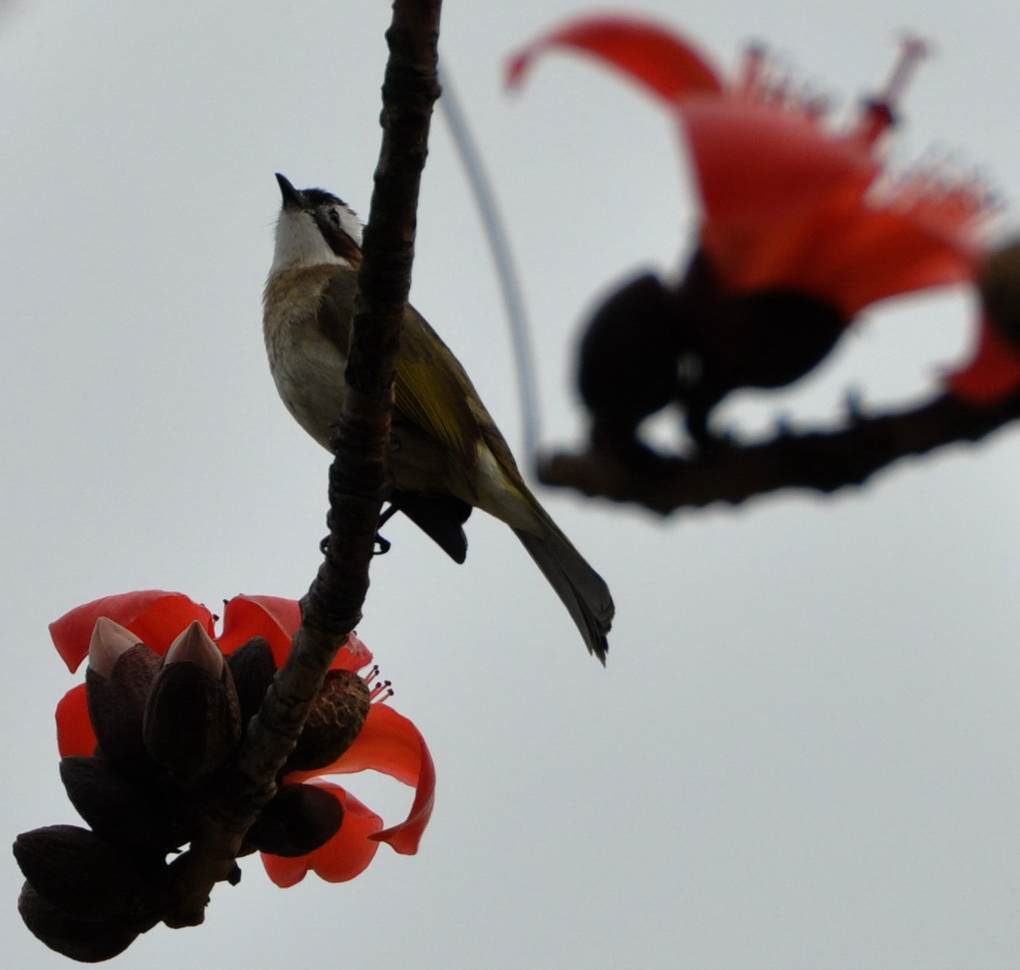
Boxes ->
[3,1,1020,967]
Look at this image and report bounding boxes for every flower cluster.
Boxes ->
[508,15,1010,447]
[16,591,434,960]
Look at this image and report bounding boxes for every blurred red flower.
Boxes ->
[50,590,434,886]
[945,304,1020,403]
[508,15,1013,402]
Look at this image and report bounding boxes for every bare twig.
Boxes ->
[439,66,540,462]
[161,0,443,927]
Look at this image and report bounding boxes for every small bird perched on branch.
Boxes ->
[263,174,614,662]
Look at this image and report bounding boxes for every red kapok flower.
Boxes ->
[508,15,990,317]
[50,591,434,886]
[944,313,1020,403]
[509,15,1005,405]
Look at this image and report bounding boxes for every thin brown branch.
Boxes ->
[539,392,1020,515]
[161,0,443,927]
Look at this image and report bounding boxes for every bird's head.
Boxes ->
[270,173,363,273]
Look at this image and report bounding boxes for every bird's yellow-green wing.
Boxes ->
[392,304,485,473]
[321,272,482,473]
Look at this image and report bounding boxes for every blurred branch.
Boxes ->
[539,392,1020,515]
[163,0,443,928]
[439,66,540,461]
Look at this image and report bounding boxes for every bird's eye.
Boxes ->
[327,208,343,228]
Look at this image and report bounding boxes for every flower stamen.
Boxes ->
[880,36,930,111]
[370,680,394,704]
[734,42,766,100]
[361,664,393,704]
[855,35,929,147]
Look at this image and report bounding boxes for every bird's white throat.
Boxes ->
[270,205,362,274]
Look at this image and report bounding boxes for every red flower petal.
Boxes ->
[55,684,96,757]
[792,207,976,316]
[217,595,372,672]
[330,633,373,673]
[509,16,989,321]
[678,101,875,297]
[217,595,302,665]
[507,15,723,102]
[685,102,876,237]
[261,783,383,886]
[288,704,435,856]
[259,851,307,889]
[679,102,983,314]
[49,591,214,672]
[946,318,1020,403]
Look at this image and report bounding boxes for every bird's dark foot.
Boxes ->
[372,503,399,555]
[319,531,392,555]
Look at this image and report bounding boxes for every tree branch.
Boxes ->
[162,0,443,927]
[539,392,1020,515]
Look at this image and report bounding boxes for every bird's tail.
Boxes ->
[512,520,614,664]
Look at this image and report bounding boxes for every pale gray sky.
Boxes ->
[3,1,1020,967]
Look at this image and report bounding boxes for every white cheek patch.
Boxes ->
[337,206,363,246]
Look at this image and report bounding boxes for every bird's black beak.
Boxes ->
[275,173,306,210]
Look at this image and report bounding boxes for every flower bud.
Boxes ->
[142,622,241,781]
[87,617,141,679]
[85,626,162,776]
[13,824,167,923]
[226,636,278,726]
[18,881,154,963]
[578,272,685,453]
[59,756,195,854]
[980,237,1020,349]
[285,669,370,772]
[244,783,344,857]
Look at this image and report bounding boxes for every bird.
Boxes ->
[263,174,614,662]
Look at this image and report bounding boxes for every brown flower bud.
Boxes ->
[244,783,344,857]
[226,636,278,726]
[142,622,241,781]
[18,881,155,963]
[285,668,370,773]
[59,756,195,854]
[87,617,141,679]
[13,824,167,923]
[980,237,1020,349]
[85,628,162,775]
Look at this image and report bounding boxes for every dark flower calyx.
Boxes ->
[245,783,344,857]
[59,756,195,854]
[226,635,278,725]
[285,668,371,772]
[142,622,241,781]
[18,881,159,963]
[980,238,1020,348]
[13,824,168,923]
[86,638,162,775]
